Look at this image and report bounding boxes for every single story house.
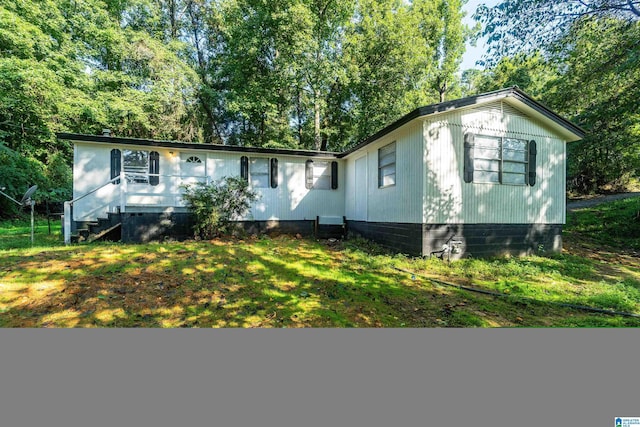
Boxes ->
[58,87,585,258]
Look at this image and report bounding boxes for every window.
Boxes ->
[122,150,159,186]
[378,142,396,188]
[464,134,536,186]
[123,150,149,184]
[250,157,269,188]
[305,160,338,190]
[186,156,202,163]
[501,138,529,185]
[181,153,205,182]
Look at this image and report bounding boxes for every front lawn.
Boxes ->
[1,201,640,327]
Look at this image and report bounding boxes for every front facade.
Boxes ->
[59,87,584,258]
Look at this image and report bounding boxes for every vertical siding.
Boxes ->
[424,101,567,225]
[345,153,368,220]
[344,123,424,224]
[72,142,344,222]
[73,143,118,221]
[240,155,345,221]
[345,152,357,219]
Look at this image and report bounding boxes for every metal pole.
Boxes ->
[64,202,71,245]
[0,189,22,206]
[30,201,35,245]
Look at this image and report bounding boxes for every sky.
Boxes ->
[460,0,499,70]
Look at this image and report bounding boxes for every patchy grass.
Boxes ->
[565,197,640,251]
[0,218,63,250]
[1,202,640,328]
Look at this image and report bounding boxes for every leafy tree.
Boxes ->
[462,52,557,98]
[339,0,434,145]
[414,0,467,102]
[1,0,472,181]
[218,0,312,148]
[0,145,47,218]
[471,0,640,193]
[474,0,640,65]
[181,176,259,239]
[551,18,640,192]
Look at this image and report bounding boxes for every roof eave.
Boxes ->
[339,87,585,157]
[56,133,341,158]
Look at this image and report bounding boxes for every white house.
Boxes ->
[58,87,585,258]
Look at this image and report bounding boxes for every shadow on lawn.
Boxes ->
[1,236,639,327]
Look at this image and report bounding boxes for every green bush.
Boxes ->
[181,176,259,239]
[0,145,47,218]
[0,146,72,218]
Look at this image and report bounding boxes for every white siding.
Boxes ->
[73,97,570,228]
[243,155,345,221]
[344,123,424,223]
[72,142,343,222]
[73,143,119,221]
[423,101,567,225]
[74,143,183,220]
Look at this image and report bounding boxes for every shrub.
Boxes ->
[181,176,259,239]
[0,145,48,218]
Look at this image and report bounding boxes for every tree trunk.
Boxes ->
[439,81,447,103]
[168,0,177,39]
[296,88,303,147]
[314,97,321,151]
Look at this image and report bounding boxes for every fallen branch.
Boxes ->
[392,266,640,319]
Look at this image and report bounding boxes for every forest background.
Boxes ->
[1,0,638,216]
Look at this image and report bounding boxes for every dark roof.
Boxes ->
[55,133,341,158]
[57,87,585,158]
[338,86,585,157]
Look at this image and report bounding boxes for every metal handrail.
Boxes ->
[64,176,122,244]
[68,176,122,206]
[63,172,209,244]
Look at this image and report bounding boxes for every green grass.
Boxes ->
[0,218,63,250]
[1,202,640,328]
[565,197,640,250]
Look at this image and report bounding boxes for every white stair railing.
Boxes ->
[64,175,123,245]
[63,173,208,244]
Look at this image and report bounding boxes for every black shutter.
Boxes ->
[305,160,313,189]
[110,149,121,184]
[270,158,278,188]
[463,133,475,183]
[331,161,338,189]
[149,151,160,186]
[528,140,537,186]
[240,156,249,181]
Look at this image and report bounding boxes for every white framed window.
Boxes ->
[305,160,337,190]
[312,161,331,189]
[121,150,159,185]
[378,142,396,188]
[123,150,150,184]
[185,155,202,164]
[465,134,533,186]
[472,135,502,184]
[501,138,529,185]
[250,157,269,188]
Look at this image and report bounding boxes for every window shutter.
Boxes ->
[240,156,249,181]
[110,149,121,184]
[270,158,278,188]
[331,161,338,189]
[305,160,313,189]
[528,140,537,186]
[463,133,475,183]
[149,151,160,186]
